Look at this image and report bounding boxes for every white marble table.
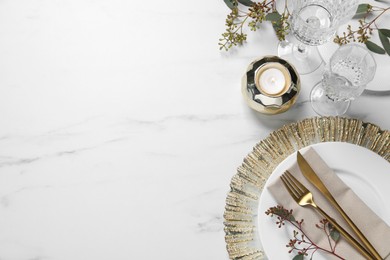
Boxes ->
[0,0,389,259]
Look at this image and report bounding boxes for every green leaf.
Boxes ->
[379,31,390,55]
[223,0,237,10]
[329,224,341,242]
[265,12,282,22]
[289,214,296,222]
[379,29,390,38]
[266,12,283,37]
[355,4,371,15]
[237,0,254,7]
[365,40,386,54]
[271,23,283,39]
[293,255,304,260]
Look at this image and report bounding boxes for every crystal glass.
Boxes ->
[278,0,359,74]
[311,44,376,116]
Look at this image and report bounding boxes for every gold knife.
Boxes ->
[297,151,382,260]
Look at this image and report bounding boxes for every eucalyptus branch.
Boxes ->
[219,1,390,56]
[266,205,344,260]
[219,0,289,51]
[334,4,390,55]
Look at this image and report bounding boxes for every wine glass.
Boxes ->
[278,0,359,75]
[310,44,376,116]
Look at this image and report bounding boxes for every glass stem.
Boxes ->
[297,43,307,54]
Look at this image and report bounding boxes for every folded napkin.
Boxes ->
[268,147,390,260]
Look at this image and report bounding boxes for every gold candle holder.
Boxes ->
[242,56,300,115]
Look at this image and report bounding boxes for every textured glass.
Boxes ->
[291,0,359,46]
[323,44,376,101]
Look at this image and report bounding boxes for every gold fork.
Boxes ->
[281,170,375,260]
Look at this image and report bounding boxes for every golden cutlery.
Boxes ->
[297,151,382,260]
[281,170,373,260]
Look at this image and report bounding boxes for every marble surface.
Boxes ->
[0,0,389,259]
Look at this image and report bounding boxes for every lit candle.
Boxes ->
[255,62,291,96]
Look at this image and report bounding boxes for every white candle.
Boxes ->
[255,63,291,96]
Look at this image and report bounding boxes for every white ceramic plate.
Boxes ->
[258,142,390,260]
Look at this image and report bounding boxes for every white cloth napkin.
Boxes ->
[268,147,390,259]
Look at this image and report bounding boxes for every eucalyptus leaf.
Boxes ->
[271,20,283,36]
[223,0,237,10]
[379,29,390,38]
[365,40,386,54]
[266,12,284,38]
[379,31,390,55]
[237,0,254,7]
[292,255,304,260]
[355,4,371,15]
[265,12,282,22]
[329,224,341,242]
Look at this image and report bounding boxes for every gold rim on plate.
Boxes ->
[224,116,390,260]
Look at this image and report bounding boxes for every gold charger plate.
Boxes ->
[224,117,390,260]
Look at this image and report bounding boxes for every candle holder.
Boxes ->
[242,56,300,115]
